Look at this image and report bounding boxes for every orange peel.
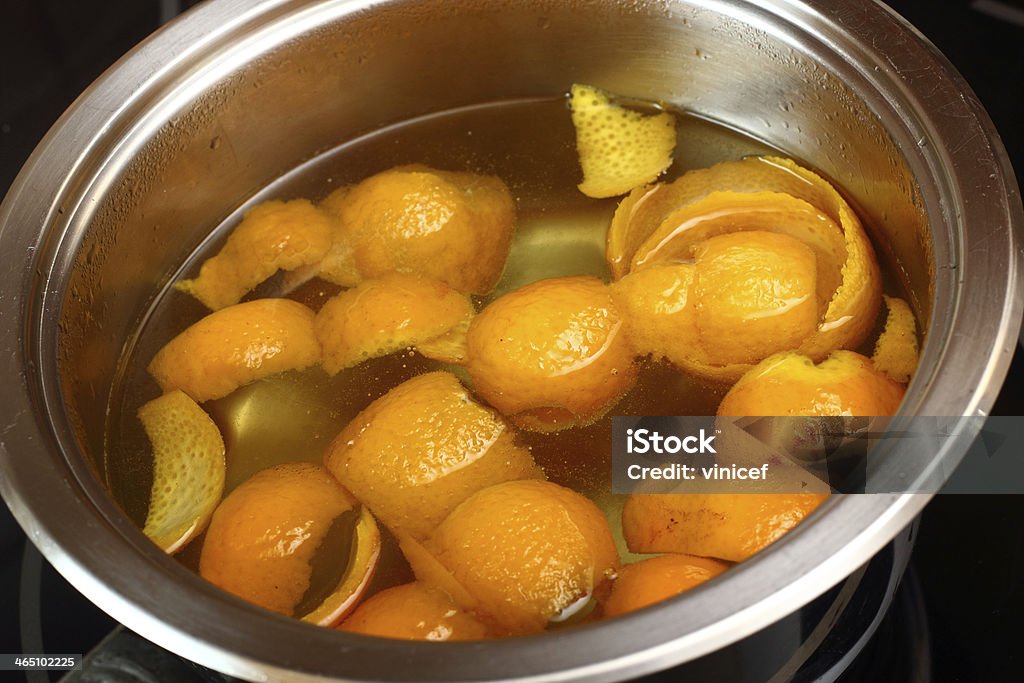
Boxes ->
[606,156,881,381]
[427,479,620,635]
[148,298,321,403]
[338,582,490,641]
[622,493,827,562]
[466,276,637,432]
[872,295,919,383]
[319,165,515,294]
[199,463,379,625]
[610,262,700,360]
[301,507,381,626]
[397,532,481,614]
[313,273,474,374]
[570,84,676,198]
[325,371,543,541]
[139,390,226,554]
[603,554,729,617]
[176,199,333,310]
[693,231,819,366]
[416,312,473,365]
[717,350,905,417]
[314,185,360,287]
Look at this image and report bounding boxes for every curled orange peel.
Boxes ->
[607,156,882,381]
[313,273,474,375]
[872,295,919,383]
[140,390,226,554]
[570,84,677,199]
[301,507,382,626]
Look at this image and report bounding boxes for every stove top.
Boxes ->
[2,1,1023,681]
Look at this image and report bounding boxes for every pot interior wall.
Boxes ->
[55,0,931,511]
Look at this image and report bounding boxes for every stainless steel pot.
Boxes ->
[1,0,1021,681]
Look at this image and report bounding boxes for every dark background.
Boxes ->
[2,0,1023,681]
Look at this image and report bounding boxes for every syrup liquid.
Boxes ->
[103,96,851,618]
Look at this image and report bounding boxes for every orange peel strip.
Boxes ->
[570,84,676,199]
[717,350,905,417]
[320,165,516,295]
[466,276,637,432]
[199,463,378,622]
[314,273,474,375]
[633,191,845,314]
[603,554,730,617]
[872,295,919,383]
[338,582,491,641]
[176,199,333,310]
[301,507,382,626]
[324,371,544,541]
[148,298,321,403]
[608,156,881,381]
[311,185,361,288]
[426,480,620,635]
[622,493,828,562]
[140,390,226,554]
[397,532,481,614]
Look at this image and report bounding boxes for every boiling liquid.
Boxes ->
[105,96,853,616]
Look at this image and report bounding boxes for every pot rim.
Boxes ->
[1,0,1021,681]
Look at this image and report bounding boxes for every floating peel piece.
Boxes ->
[314,273,474,374]
[320,165,516,294]
[148,298,321,403]
[427,480,620,635]
[610,262,700,359]
[570,84,676,199]
[416,312,473,365]
[339,582,490,641]
[314,185,361,288]
[693,231,819,366]
[176,199,333,310]
[633,191,845,313]
[622,493,828,562]
[398,532,481,614]
[139,390,226,554]
[301,507,381,627]
[466,276,637,432]
[872,295,919,383]
[717,350,905,417]
[607,156,882,382]
[199,463,379,624]
[325,372,544,541]
[603,554,730,617]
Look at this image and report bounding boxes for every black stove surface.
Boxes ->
[2,1,1023,681]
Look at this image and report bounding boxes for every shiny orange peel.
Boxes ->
[139,390,226,554]
[324,371,543,541]
[872,295,919,383]
[176,199,333,310]
[314,165,516,294]
[466,276,637,432]
[148,298,321,403]
[717,350,905,417]
[199,463,379,625]
[603,554,729,617]
[607,156,882,381]
[338,582,490,641]
[314,273,474,374]
[426,479,620,635]
[570,83,676,198]
[622,493,828,563]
